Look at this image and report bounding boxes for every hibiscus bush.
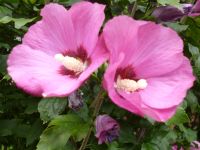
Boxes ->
[0,0,200,150]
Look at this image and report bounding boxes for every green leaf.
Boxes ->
[178,124,197,142]
[0,42,10,51]
[166,107,189,126]
[108,142,121,150]
[22,0,37,4]
[37,114,90,150]
[188,44,199,58]
[128,0,136,3]
[185,17,200,47]
[119,123,136,144]
[13,124,30,138]
[0,16,14,23]
[157,0,180,7]
[74,103,89,121]
[145,116,156,125]
[24,102,38,114]
[58,0,81,6]
[49,114,90,142]
[185,91,200,113]
[37,125,71,150]
[149,128,176,150]
[38,97,68,123]
[0,6,12,18]
[64,141,76,150]
[0,54,7,74]
[141,143,159,150]
[13,17,36,29]
[164,22,188,32]
[0,16,35,29]
[0,119,21,136]
[0,119,38,141]
[26,119,44,146]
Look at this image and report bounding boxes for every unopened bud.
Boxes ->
[68,91,83,111]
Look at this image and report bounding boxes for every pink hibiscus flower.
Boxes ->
[7,2,108,97]
[103,16,195,122]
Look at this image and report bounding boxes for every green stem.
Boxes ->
[131,1,137,17]
[180,16,187,24]
[44,0,51,4]
[79,88,105,150]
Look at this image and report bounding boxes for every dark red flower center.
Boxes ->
[55,46,90,77]
[115,66,148,93]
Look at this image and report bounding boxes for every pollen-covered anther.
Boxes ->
[116,76,138,92]
[54,54,86,74]
[115,76,147,93]
[137,79,148,89]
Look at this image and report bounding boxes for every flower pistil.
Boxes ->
[55,53,87,74]
[115,76,147,93]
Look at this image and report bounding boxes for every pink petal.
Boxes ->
[69,2,105,57]
[103,16,184,78]
[188,12,200,16]
[192,0,200,13]
[8,2,107,97]
[141,104,177,122]
[131,22,184,78]
[23,3,77,56]
[140,58,195,109]
[117,90,177,122]
[7,45,82,97]
[102,16,146,66]
[79,35,108,81]
[103,52,189,122]
[103,53,143,116]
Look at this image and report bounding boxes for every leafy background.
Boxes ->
[0,0,199,150]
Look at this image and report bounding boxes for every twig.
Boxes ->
[137,128,146,143]
[180,16,187,24]
[79,88,105,150]
[131,0,137,17]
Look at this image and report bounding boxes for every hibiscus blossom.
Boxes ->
[152,0,200,22]
[103,16,195,122]
[7,2,108,97]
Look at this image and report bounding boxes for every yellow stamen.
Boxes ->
[137,79,148,89]
[54,53,86,74]
[116,76,138,92]
[115,76,147,93]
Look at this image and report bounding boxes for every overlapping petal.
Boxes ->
[79,35,108,82]
[140,58,195,109]
[7,2,107,97]
[8,39,108,97]
[103,53,143,116]
[103,16,184,78]
[23,3,77,56]
[69,2,105,56]
[103,16,195,122]
[133,22,184,78]
[7,45,79,97]
[103,16,146,65]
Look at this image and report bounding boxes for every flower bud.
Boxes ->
[95,115,120,144]
[68,91,83,111]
